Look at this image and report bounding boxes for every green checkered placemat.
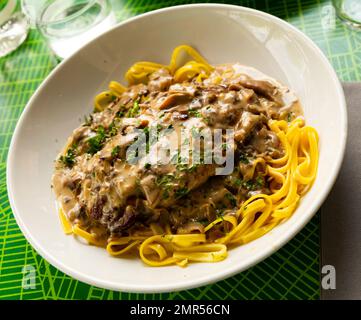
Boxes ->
[0,0,359,300]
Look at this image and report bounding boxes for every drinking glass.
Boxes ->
[333,0,361,29]
[0,0,29,58]
[36,0,116,59]
[21,0,45,29]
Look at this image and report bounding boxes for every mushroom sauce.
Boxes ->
[52,63,302,242]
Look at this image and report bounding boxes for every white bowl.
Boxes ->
[7,4,347,293]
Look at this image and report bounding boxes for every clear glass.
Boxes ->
[36,0,116,59]
[0,0,29,58]
[333,0,361,29]
[21,0,45,29]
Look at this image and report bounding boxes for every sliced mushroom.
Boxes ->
[155,93,193,110]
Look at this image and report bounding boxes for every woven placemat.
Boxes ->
[0,0,360,300]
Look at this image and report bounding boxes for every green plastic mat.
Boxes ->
[0,0,359,300]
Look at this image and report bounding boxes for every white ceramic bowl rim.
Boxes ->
[7,3,347,293]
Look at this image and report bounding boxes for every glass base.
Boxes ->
[0,12,29,58]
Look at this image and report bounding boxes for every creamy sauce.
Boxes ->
[52,64,302,237]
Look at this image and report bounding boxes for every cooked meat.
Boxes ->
[109,205,137,233]
[234,112,263,142]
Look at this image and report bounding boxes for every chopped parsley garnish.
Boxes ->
[172,151,197,172]
[243,180,255,190]
[162,189,170,199]
[241,176,264,191]
[86,122,121,155]
[156,175,175,196]
[255,176,264,188]
[202,117,211,124]
[126,100,140,118]
[175,187,189,199]
[175,155,198,172]
[108,122,118,137]
[187,164,198,172]
[108,93,117,102]
[111,145,120,158]
[156,124,163,132]
[59,146,77,167]
[143,126,150,136]
[87,126,106,155]
[176,163,188,171]
[144,162,151,169]
[226,193,237,207]
[141,123,167,155]
[188,109,202,118]
[234,178,242,187]
[287,112,294,123]
[156,174,175,187]
[239,153,250,164]
[115,108,125,118]
[177,164,197,172]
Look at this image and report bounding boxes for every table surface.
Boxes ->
[0,0,359,300]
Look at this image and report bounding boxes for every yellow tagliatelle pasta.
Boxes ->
[72,225,105,247]
[94,45,213,111]
[59,208,72,235]
[59,46,319,267]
